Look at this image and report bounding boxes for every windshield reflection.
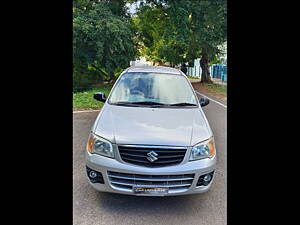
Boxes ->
[109,72,197,106]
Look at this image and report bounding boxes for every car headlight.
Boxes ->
[189,137,216,161]
[86,133,114,158]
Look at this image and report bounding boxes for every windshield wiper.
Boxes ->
[129,101,166,105]
[112,101,166,106]
[168,102,197,106]
[112,101,196,107]
[112,101,139,106]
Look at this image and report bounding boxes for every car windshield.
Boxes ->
[108,72,198,106]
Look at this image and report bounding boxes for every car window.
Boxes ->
[108,72,198,106]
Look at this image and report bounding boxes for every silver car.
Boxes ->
[85,66,216,196]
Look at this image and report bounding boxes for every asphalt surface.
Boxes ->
[73,94,227,225]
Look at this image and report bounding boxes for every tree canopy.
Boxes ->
[133,0,227,81]
[133,4,186,66]
[73,0,227,89]
[73,0,137,90]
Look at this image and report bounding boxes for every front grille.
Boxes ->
[118,145,187,167]
[107,171,195,193]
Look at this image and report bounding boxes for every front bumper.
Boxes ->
[85,150,216,196]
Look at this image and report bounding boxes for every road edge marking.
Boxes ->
[195,91,227,108]
[73,110,100,114]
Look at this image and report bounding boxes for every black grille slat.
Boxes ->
[118,146,187,167]
[120,148,186,153]
[121,152,147,158]
[153,154,185,158]
[121,156,150,164]
[151,159,183,164]
[121,152,185,159]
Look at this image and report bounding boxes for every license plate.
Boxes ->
[133,186,169,195]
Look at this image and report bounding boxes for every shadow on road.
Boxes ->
[95,191,208,216]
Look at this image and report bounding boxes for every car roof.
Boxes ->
[125,66,182,75]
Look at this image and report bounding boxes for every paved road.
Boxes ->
[73,95,227,225]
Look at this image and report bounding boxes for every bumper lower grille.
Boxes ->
[107,171,195,193]
[118,145,187,167]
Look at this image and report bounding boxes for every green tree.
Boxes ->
[134,0,227,82]
[73,0,137,90]
[133,4,187,66]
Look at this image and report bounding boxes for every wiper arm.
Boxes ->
[112,101,139,106]
[169,102,197,106]
[112,101,166,106]
[112,101,196,107]
[130,101,166,105]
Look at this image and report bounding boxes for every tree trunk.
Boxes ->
[109,73,115,82]
[200,55,212,83]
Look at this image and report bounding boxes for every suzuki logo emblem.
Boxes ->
[147,151,158,162]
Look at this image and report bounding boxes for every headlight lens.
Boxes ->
[189,137,216,161]
[86,133,114,158]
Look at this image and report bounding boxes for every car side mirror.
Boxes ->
[93,92,106,103]
[200,97,209,107]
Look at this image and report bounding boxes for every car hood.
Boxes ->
[93,104,212,147]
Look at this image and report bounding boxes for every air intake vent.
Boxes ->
[108,171,194,193]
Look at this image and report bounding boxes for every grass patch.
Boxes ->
[202,83,227,96]
[187,75,200,79]
[192,82,227,104]
[73,84,113,110]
